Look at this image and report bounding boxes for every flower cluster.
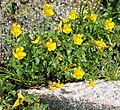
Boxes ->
[7,3,119,94]
[3,2,120,109]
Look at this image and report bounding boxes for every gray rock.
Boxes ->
[19,80,120,110]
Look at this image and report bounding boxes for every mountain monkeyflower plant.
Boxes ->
[1,2,120,109]
[4,3,120,87]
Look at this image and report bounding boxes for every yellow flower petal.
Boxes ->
[12,99,20,109]
[18,92,25,100]
[90,14,97,22]
[57,21,62,32]
[16,47,24,52]
[49,86,57,91]
[60,17,69,23]
[71,63,76,67]
[61,66,68,72]
[88,79,96,87]
[53,80,64,88]
[92,40,107,51]
[32,37,40,44]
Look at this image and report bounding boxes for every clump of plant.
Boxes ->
[0,1,120,109]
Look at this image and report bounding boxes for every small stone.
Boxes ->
[20,0,29,4]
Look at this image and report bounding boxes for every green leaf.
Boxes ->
[7,3,13,13]
[35,57,40,65]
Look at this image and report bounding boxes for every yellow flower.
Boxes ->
[49,80,64,91]
[11,23,22,37]
[53,80,64,88]
[12,93,25,109]
[60,17,69,23]
[92,40,107,51]
[90,14,97,22]
[42,4,54,16]
[49,86,57,91]
[57,21,62,32]
[73,34,84,45]
[63,24,72,34]
[13,47,26,59]
[45,39,56,51]
[18,92,25,100]
[73,67,85,79]
[88,79,96,87]
[32,37,40,44]
[103,18,115,30]
[12,99,21,109]
[68,10,78,20]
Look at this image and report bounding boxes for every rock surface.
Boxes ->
[19,80,120,110]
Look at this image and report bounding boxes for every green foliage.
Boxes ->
[2,0,120,85]
[0,1,120,109]
[102,0,120,23]
[0,85,48,110]
[7,3,13,13]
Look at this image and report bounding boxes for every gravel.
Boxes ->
[19,80,120,110]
